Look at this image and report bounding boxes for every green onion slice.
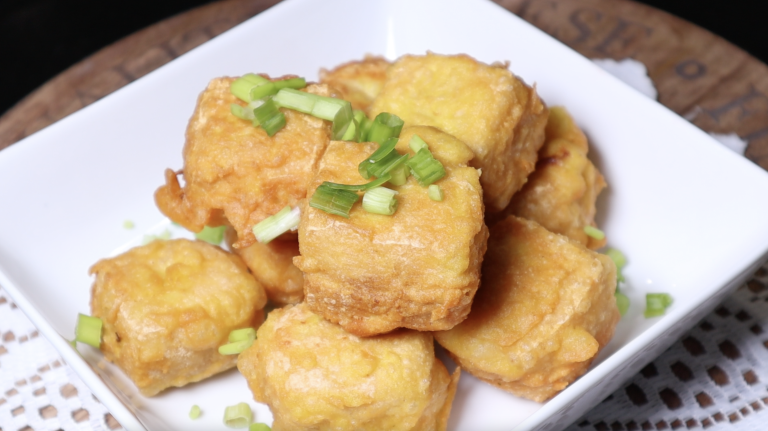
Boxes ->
[123,220,134,229]
[605,247,627,284]
[218,339,254,355]
[341,117,359,141]
[615,292,630,317]
[241,73,270,85]
[583,226,605,240]
[365,112,404,144]
[230,104,255,121]
[358,137,399,179]
[252,206,300,244]
[273,88,347,120]
[428,184,444,201]
[363,187,398,215]
[250,424,271,431]
[644,293,673,318]
[249,82,277,101]
[388,163,410,186]
[196,225,226,245]
[275,77,306,90]
[331,103,355,141]
[228,328,257,343]
[309,184,359,218]
[322,175,391,192]
[409,134,428,153]
[369,152,409,179]
[406,147,446,186]
[189,405,202,420]
[253,98,286,137]
[223,402,252,428]
[75,313,102,348]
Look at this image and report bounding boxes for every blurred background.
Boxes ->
[0,0,762,117]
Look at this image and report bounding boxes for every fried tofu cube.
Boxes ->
[294,126,488,336]
[89,238,267,396]
[369,53,548,213]
[225,227,304,305]
[499,107,608,249]
[434,216,619,402]
[155,77,335,248]
[237,303,460,431]
[319,55,391,113]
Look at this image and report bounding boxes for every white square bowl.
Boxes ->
[2,0,768,429]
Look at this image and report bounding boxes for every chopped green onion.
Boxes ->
[75,313,102,348]
[428,184,444,201]
[218,339,255,355]
[309,184,360,218]
[388,163,410,186]
[365,112,404,144]
[241,73,270,85]
[369,152,409,179]
[406,148,446,186]
[252,206,301,244]
[123,220,134,229]
[409,134,428,153]
[363,187,398,215]
[358,137,399,179]
[249,82,277,101]
[230,78,258,102]
[250,424,271,431]
[228,328,257,343]
[322,175,391,192]
[341,117,359,141]
[273,88,347,120]
[223,402,252,428]
[583,226,605,240]
[332,103,355,141]
[275,77,306,90]
[605,248,627,284]
[615,292,630,316]
[644,293,673,318]
[253,98,286,137]
[189,405,202,420]
[230,104,255,121]
[196,225,226,245]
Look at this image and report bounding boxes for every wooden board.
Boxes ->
[2,0,767,171]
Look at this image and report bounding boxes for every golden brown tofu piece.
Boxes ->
[89,239,267,396]
[225,227,304,305]
[500,107,607,249]
[155,77,334,249]
[369,53,548,213]
[319,55,390,113]
[434,216,619,402]
[237,303,460,431]
[294,126,488,336]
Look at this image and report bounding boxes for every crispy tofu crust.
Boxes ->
[433,216,619,402]
[369,53,548,213]
[498,107,607,249]
[155,77,334,248]
[294,126,488,336]
[319,55,391,113]
[225,227,304,305]
[237,303,460,431]
[89,239,267,396]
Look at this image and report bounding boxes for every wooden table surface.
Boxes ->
[0,0,766,429]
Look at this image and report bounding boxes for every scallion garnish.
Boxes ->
[583,226,605,240]
[230,104,255,121]
[275,77,307,91]
[272,89,353,139]
[341,117,359,141]
[358,137,399,179]
[223,402,252,428]
[195,225,226,245]
[605,248,627,283]
[249,82,277,101]
[388,163,410,186]
[75,313,102,348]
[428,184,444,201]
[406,147,446,186]
[249,424,271,431]
[363,187,398,215]
[241,73,270,85]
[123,220,134,229]
[409,134,428,153]
[219,327,257,355]
[253,98,286,137]
[322,174,391,192]
[331,103,355,141]
[644,293,673,318]
[252,206,301,244]
[365,112,404,144]
[615,292,630,316]
[228,328,257,343]
[189,405,202,420]
[309,184,360,218]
